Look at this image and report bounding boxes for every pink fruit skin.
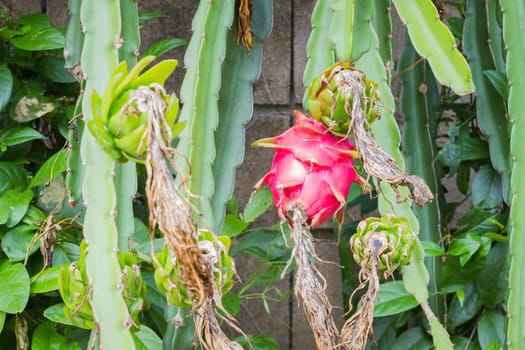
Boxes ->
[256,111,359,228]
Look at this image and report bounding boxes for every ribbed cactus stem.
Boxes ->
[501,0,525,348]
[79,0,135,348]
[287,206,339,349]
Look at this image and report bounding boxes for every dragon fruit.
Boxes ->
[254,110,361,228]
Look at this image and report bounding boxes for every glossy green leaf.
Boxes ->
[471,165,503,209]
[1,225,38,261]
[475,243,508,306]
[0,64,13,111]
[242,189,273,224]
[30,265,64,294]
[478,311,505,350]
[483,70,508,101]
[391,327,433,350]
[231,229,288,261]
[448,284,482,330]
[0,261,30,313]
[234,334,279,350]
[43,304,76,326]
[392,0,475,95]
[221,294,240,317]
[142,38,187,58]
[0,127,45,149]
[29,149,68,188]
[15,13,52,27]
[373,281,419,317]
[36,56,77,83]
[32,321,82,350]
[11,28,65,51]
[52,242,80,266]
[420,240,445,256]
[0,189,34,227]
[132,325,163,350]
[0,311,5,334]
[221,214,249,237]
[0,162,28,194]
[138,12,166,23]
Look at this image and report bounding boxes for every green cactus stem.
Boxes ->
[176,0,235,228]
[501,0,525,348]
[79,0,136,347]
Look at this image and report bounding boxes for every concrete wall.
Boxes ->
[3,1,404,348]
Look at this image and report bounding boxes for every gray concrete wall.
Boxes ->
[3,1,385,348]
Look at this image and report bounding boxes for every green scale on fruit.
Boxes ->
[88,55,185,163]
[304,61,381,136]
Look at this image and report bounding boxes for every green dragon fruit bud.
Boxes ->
[88,56,185,162]
[304,62,381,136]
[154,230,235,307]
[350,214,416,279]
[58,241,147,330]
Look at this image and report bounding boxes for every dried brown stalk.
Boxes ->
[334,69,434,207]
[286,206,339,350]
[237,0,255,49]
[131,86,242,349]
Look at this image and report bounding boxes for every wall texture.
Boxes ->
[2,1,408,348]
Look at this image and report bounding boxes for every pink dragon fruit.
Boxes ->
[254,110,361,228]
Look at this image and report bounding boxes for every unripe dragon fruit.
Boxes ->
[254,110,360,228]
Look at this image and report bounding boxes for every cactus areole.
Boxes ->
[254,110,359,228]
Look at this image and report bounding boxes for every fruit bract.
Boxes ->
[254,110,359,228]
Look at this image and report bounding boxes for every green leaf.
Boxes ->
[471,166,503,209]
[448,284,482,330]
[391,327,433,350]
[11,27,65,51]
[0,311,5,334]
[31,265,64,294]
[138,12,166,23]
[52,242,80,266]
[231,229,288,261]
[0,127,45,149]
[448,232,485,266]
[0,162,29,195]
[234,334,280,350]
[478,311,505,350]
[483,70,508,101]
[221,214,249,237]
[242,189,273,223]
[0,189,34,227]
[13,96,55,123]
[15,13,52,28]
[475,243,508,306]
[0,64,13,111]
[1,225,38,261]
[0,261,30,313]
[32,321,82,350]
[142,38,187,58]
[373,281,419,317]
[132,325,163,350]
[36,56,77,83]
[43,304,76,326]
[420,240,445,256]
[221,294,240,317]
[29,149,68,188]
